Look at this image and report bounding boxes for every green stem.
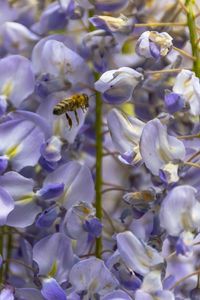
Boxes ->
[95,75,103,258]
[4,227,12,280]
[185,0,200,77]
[89,10,103,258]
[0,227,4,283]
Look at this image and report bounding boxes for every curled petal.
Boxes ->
[117,231,163,276]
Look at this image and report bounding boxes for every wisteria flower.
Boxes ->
[140,118,186,183]
[0,171,41,228]
[135,270,175,300]
[43,161,95,208]
[69,257,118,298]
[136,31,173,59]
[0,110,50,171]
[160,185,200,236]
[0,55,35,112]
[89,15,133,35]
[0,21,39,54]
[117,231,164,276]
[33,232,75,283]
[107,108,145,165]
[95,67,143,104]
[172,69,200,116]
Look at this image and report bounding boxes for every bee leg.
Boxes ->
[74,110,79,125]
[65,113,72,129]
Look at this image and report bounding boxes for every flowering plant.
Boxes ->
[0,1,200,299]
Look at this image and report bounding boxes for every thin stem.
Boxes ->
[95,82,103,258]
[134,22,187,27]
[185,0,200,77]
[172,45,196,60]
[4,227,12,280]
[170,269,200,290]
[145,68,186,75]
[3,258,35,273]
[0,227,4,283]
[102,208,116,233]
[177,132,200,139]
[183,161,200,169]
[187,150,200,162]
[102,187,132,194]
[89,8,103,259]
[177,0,189,13]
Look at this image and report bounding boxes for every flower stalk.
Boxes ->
[95,76,103,258]
[185,0,200,77]
[89,11,103,258]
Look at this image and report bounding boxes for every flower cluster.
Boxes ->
[0,1,200,300]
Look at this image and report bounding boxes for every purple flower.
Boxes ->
[136,31,173,59]
[69,257,118,297]
[0,55,35,108]
[117,231,163,276]
[0,110,50,171]
[43,161,95,208]
[0,171,41,227]
[41,278,67,300]
[95,67,143,104]
[172,69,200,116]
[160,185,200,236]
[164,92,185,114]
[33,233,75,283]
[0,21,39,54]
[89,15,133,35]
[140,118,185,183]
[107,109,144,165]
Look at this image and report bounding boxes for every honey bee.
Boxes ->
[53,93,89,128]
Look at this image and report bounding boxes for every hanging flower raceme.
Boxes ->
[136,31,173,59]
[95,67,143,104]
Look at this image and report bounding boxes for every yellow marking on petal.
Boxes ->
[35,164,42,174]
[2,80,14,98]
[122,39,134,54]
[6,144,21,159]
[48,261,57,277]
[120,103,135,116]
[19,194,34,202]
